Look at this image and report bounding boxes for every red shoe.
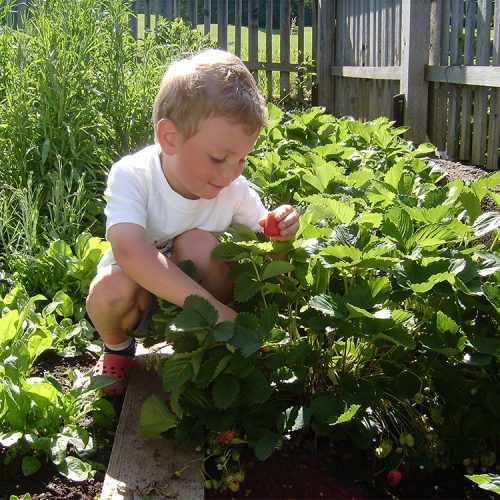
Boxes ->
[93,353,134,397]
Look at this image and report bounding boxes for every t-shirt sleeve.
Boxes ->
[232,178,268,232]
[104,160,149,237]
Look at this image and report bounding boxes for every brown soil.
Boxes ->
[1,158,497,500]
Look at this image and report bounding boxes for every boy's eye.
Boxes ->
[211,156,226,164]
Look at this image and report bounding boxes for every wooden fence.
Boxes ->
[3,0,499,169]
[317,0,499,170]
[128,0,317,103]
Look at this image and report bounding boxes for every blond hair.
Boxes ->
[153,49,267,139]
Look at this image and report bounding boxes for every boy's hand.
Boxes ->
[259,205,299,241]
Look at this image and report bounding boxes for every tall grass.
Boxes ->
[0,0,210,273]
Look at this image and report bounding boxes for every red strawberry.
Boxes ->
[217,431,234,444]
[387,470,402,488]
[259,212,281,237]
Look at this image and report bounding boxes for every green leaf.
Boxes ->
[212,375,240,409]
[261,260,295,280]
[0,309,19,346]
[172,296,218,331]
[310,294,346,319]
[160,358,194,392]
[377,329,416,349]
[469,338,500,358]
[52,291,73,317]
[22,455,42,476]
[309,199,355,224]
[58,456,92,482]
[473,212,500,237]
[239,371,272,405]
[466,474,500,494]
[254,430,280,461]
[211,241,252,261]
[483,283,500,314]
[234,275,263,302]
[332,404,360,424]
[436,311,459,334]
[460,190,482,223]
[140,395,178,438]
[391,370,421,398]
[212,321,234,342]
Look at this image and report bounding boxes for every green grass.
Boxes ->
[137,16,313,63]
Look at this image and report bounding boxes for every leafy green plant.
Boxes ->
[0,285,115,479]
[142,106,499,492]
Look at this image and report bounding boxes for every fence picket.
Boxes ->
[472,0,493,165]
[217,0,227,49]
[203,0,210,36]
[5,0,497,168]
[248,0,259,81]
[446,0,463,158]
[234,0,242,57]
[280,0,291,100]
[459,0,476,161]
[266,0,273,100]
[486,1,499,169]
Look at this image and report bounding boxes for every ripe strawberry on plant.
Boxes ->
[259,212,281,237]
[217,430,234,444]
[387,469,402,488]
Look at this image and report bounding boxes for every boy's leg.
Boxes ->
[172,229,232,303]
[86,264,152,347]
[86,265,151,396]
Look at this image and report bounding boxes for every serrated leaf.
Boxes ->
[466,474,500,494]
[211,241,252,261]
[332,404,360,424]
[160,358,194,392]
[234,275,263,302]
[310,294,346,319]
[212,321,234,341]
[239,371,272,405]
[212,375,240,409]
[377,329,417,349]
[172,296,218,331]
[473,212,500,237]
[261,260,295,280]
[469,338,500,358]
[140,395,178,438]
[254,430,280,461]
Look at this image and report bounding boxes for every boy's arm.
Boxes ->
[108,223,236,323]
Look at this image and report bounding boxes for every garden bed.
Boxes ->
[2,157,497,500]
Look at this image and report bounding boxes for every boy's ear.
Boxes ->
[156,118,179,155]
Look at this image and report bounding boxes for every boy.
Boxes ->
[86,49,299,396]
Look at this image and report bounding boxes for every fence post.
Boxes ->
[399,0,431,144]
[316,0,335,112]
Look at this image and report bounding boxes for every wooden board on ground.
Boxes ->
[100,343,204,500]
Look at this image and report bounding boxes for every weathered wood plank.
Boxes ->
[234,0,242,57]
[280,0,291,100]
[486,0,500,169]
[331,65,401,79]
[100,344,203,500]
[472,0,493,165]
[446,0,463,157]
[460,0,477,161]
[425,66,500,88]
[203,0,211,36]
[248,0,259,80]
[266,0,274,100]
[317,0,335,111]
[217,0,228,50]
[400,0,431,144]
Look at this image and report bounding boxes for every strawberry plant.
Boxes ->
[142,106,499,489]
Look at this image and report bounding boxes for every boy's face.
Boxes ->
[161,116,258,200]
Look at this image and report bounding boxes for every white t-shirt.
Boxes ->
[98,144,268,268]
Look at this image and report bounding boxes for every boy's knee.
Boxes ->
[86,272,136,314]
[173,229,219,263]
